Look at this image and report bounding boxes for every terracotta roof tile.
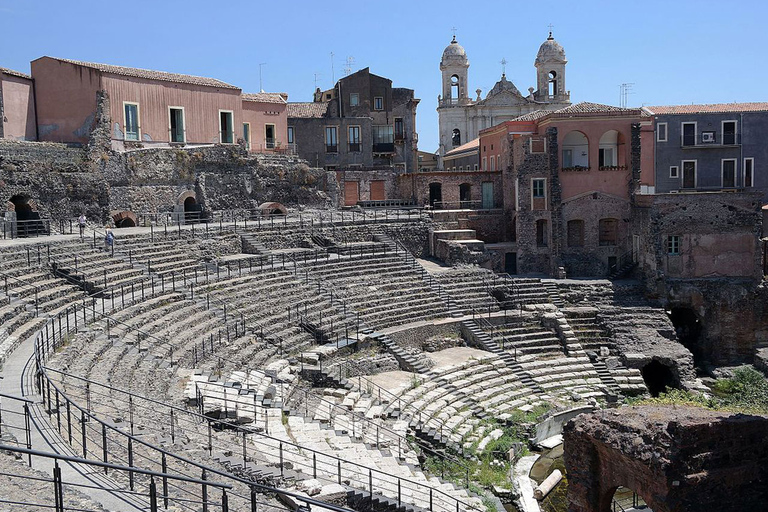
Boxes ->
[242,92,288,104]
[0,67,31,80]
[554,102,636,114]
[49,57,239,90]
[512,110,550,122]
[287,102,329,118]
[645,102,768,115]
[445,137,479,156]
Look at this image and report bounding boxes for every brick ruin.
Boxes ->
[564,406,768,512]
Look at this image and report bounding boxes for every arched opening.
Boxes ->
[429,182,442,208]
[9,194,43,237]
[450,74,460,100]
[548,70,557,97]
[607,486,650,512]
[459,183,471,207]
[669,306,704,366]
[112,211,137,229]
[183,196,202,224]
[451,128,461,147]
[599,130,620,168]
[562,131,589,168]
[641,360,678,397]
[257,202,288,217]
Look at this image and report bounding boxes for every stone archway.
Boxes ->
[564,406,768,512]
[257,202,287,217]
[111,210,137,228]
[640,359,678,396]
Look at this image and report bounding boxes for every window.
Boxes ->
[567,219,584,247]
[598,148,615,167]
[124,102,140,141]
[532,178,546,198]
[219,110,234,143]
[474,164,479,171]
[482,156,487,171]
[562,149,573,168]
[325,126,338,152]
[682,122,696,146]
[372,125,394,152]
[497,155,501,170]
[242,122,251,151]
[450,74,459,99]
[394,117,404,140]
[169,107,185,143]
[669,165,679,178]
[536,219,548,247]
[722,159,736,188]
[490,156,496,172]
[682,160,696,189]
[722,120,737,145]
[350,93,359,107]
[287,126,294,144]
[599,218,618,246]
[548,71,557,97]
[744,158,754,187]
[374,96,383,110]
[657,122,667,142]
[530,137,546,153]
[452,128,461,147]
[667,235,680,255]
[264,124,275,149]
[348,125,361,152]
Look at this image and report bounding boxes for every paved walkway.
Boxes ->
[0,312,145,511]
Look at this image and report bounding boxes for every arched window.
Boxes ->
[450,74,460,100]
[599,130,619,167]
[452,128,461,147]
[562,131,589,168]
[548,71,557,97]
[567,219,585,247]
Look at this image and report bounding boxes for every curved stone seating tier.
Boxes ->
[489,321,566,358]
[563,307,615,353]
[382,351,540,449]
[432,268,501,314]
[300,253,448,330]
[518,355,607,401]
[496,277,553,305]
[196,270,352,356]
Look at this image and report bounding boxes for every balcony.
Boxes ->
[561,165,591,172]
[348,143,360,152]
[325,145,338,153]
[372,143,395,154]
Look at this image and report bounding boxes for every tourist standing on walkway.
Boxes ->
[78,213,86,237]
[104,228,114,252]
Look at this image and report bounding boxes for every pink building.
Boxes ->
[29,57,288,153]
[0,67,36,141]
[241,92,289,152]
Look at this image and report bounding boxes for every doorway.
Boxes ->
[429,182,442,208]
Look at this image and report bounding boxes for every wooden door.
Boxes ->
[370,181,385,201]
[344,181,359,206]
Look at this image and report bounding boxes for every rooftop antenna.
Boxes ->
[619,83,635,108]
[330,52,335,84]
[313,73,323,90]
[344,56,355,77]
[259,63,267,92]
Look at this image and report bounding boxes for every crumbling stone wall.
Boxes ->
[564,406,768,512]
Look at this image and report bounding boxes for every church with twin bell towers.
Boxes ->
[436,30,572,161]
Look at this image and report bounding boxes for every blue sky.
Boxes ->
[1,0,765,152]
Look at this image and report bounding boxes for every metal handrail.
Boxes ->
[35,300,481,511]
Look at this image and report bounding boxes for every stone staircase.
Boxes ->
[460,320,542,393]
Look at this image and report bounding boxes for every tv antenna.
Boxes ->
[313,73,323,90]
[619,83,634,108]
[344,56,355,77]
[259,63,266,92]
[330,52,335,84]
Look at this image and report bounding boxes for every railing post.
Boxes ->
[149,476,158,512]
[102,423,108,472]
[201,469,209,512]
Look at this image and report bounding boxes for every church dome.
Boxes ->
[441,36,468,67]
[535,33,566,65]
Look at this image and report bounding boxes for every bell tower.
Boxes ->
[534,31,569,103]
[440,35,470,106]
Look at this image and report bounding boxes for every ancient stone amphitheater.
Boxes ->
[0,210,679,512]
